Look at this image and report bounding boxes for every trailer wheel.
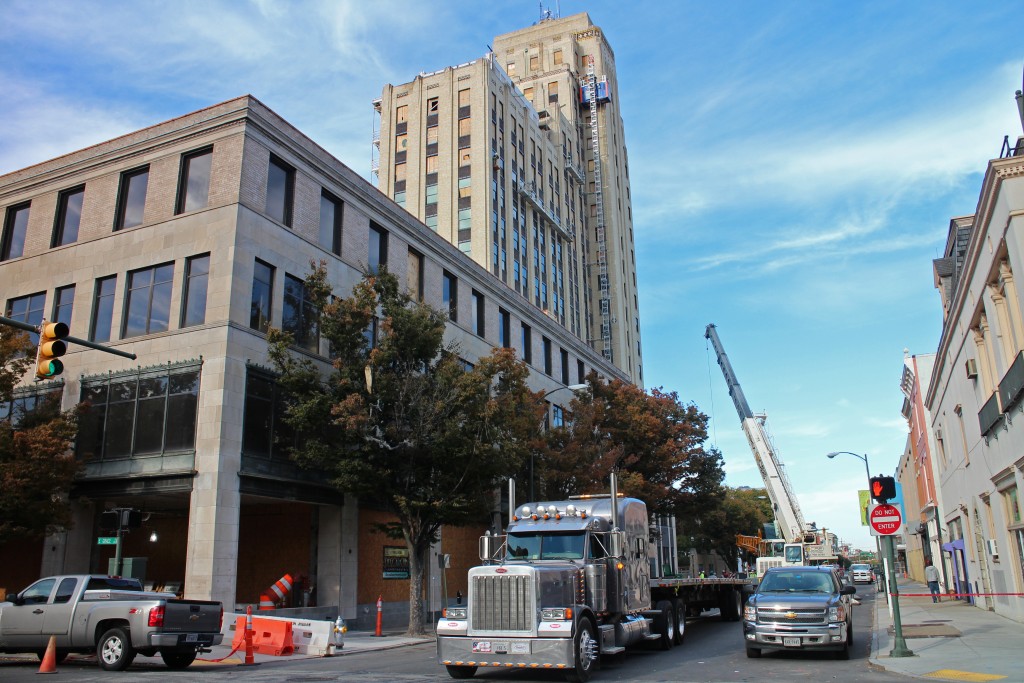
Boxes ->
[673,599,687,645]
[98,626,137,671]
[653,600,674,650]
[445,664,478,679]
[564,617,598,682]
[719,588,741,622]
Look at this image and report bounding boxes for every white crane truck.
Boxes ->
[436,475,749,681]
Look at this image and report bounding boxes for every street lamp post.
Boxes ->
[532,383,588,501]
[826,450,913,658]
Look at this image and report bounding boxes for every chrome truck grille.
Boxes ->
[758,607,826,625]
[471,574,533,631]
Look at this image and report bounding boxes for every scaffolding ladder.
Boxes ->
[586,56,612,362]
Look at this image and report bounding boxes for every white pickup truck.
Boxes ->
[0,574,223,670]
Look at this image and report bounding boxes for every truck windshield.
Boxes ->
[507,532,586,560]
[784,545,804,564]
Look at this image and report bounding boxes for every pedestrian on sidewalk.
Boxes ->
[925,559,941,603]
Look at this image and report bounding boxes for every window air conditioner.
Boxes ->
[965,358,979,379]
[985,539,999,557]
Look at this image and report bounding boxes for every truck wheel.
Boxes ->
[654,600,674,650]
[98,627,137,671]
[564,617,598,682]
[160,649,198,669]
[445,665,477,679]
[673,599,687,645]
[834,640,850,660]
[746,646,761,658]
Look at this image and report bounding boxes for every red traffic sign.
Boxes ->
[869,503,902,536]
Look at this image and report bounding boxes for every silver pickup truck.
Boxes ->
[0,574,223,670]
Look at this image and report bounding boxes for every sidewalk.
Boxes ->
[870,576,1022,682]
[189,627,432,667]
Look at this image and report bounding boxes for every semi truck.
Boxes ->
[436,475,750,681]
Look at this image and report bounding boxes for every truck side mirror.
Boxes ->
[479,534,506,562]
[608,530,625,558]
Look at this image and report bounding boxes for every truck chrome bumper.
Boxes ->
[437,635,573,669]
[149,633,224,647]
[742,621,847,649]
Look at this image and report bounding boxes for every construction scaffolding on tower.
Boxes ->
[585,55,612,362]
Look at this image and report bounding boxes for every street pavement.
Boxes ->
[869,575,1021,682]
[5,575,1021,681]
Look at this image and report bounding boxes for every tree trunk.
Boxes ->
[406,540,425,636]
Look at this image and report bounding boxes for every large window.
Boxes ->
[53,285,75,329]
[472,290,485,336]
[175,148,212,214]
[123,263,174,338]
[0,387,62,428]
[250,259,274,333]
[114,166,149,230]
[242,369,293,460]
[6,292,46,344]
[560,348,570,385]
[543,336,552,375]
[52,186,84,247]
[90,276,117,342]
[407,248,424,301]
[443,271,458,322]
[283,274,319,353]
[1,202,31,261]
[499,308,510,348]
[521,323,532,364]
[369,222,388,274]
[319,190,343,255]
[265,155,295,227]
[77,365,200,460]
[181,254,209,328]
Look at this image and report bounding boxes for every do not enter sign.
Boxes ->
[869,503,903,536]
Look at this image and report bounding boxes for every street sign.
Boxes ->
[869,503,902,536]
[97,537,117,545]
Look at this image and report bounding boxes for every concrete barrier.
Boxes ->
[224,612,342,656]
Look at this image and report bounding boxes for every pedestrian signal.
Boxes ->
[869,476,896,503]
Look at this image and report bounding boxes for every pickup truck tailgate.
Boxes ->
[162,600,222,633]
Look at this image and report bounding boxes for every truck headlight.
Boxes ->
[828,604,846,622]
[541,608,573,620]
[443,607,468,619]
[743,605,757,621]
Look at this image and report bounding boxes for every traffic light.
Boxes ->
[869,476,896,503]
[121,509,142,529]
[35,320,69,379]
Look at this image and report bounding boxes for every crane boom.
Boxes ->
[705,324,808,543]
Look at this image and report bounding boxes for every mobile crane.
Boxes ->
[704,325,830,571]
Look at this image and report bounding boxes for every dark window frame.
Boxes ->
[521,323,532,364]
[114,165,150,231]
[472,289,485,337]
[369,222,389,274]
[90,275,117,343]
[543,336,552,375]
[53,284,76,329]
[442,270,458,322]
[1,201,31,261]
[499,308,510,348]
[283,273,320,353]
[6,291,46,344]
[250,259,275,333]
[122,262,175,339]
[265,154,295,227]
[180,253,210,328]
[174,147,213,215]
[52,185,85,248]
[320,189,343,255]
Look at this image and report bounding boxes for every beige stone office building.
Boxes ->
[375,12,643,386]
[0,95,623,623]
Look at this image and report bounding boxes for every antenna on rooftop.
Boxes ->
[1016,63,1024,134]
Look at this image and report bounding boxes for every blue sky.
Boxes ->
[2,1,1022,550]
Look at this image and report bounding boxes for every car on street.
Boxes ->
[742,565,856,659]
[850,563,874,584]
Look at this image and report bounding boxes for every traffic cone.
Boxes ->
[242,605,256,666]
[38,635,58,674]
[374,595,383,637]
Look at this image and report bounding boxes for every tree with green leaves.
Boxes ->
[536,374,725,516]
[268,263,543,636]
[678,486,774,568]
[0,327,81,543]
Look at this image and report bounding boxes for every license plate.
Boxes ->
[783,637,800,647]
[185,633,198,643]
[492,641,510,654]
